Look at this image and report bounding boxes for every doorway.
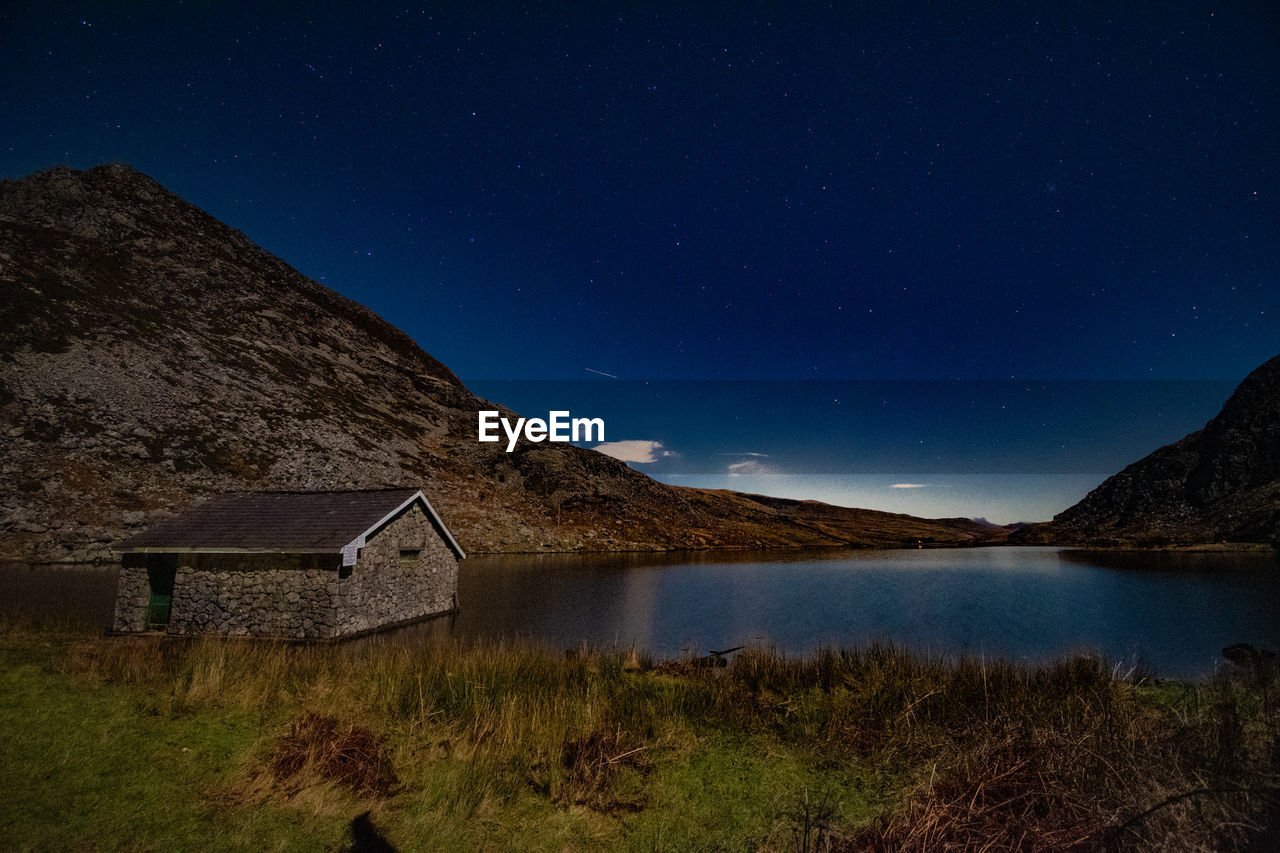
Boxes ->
[146,555,177,629]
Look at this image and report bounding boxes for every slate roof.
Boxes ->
[117,488,464,557]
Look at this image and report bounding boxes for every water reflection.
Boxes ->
[0,563,119,627]
[426,547,1280,678]
[5,547,1279,678]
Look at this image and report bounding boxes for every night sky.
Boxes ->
[4,3,1278,520]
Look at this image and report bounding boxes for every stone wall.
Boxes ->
[331,501,459,636]
[168,554,338,637]
[112,502,459,638]
[112,559,153,633]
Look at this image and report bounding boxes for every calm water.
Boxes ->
[6,547,1280,678]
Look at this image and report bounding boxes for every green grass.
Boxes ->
[0,645,351,850]
[0,620,1277,851]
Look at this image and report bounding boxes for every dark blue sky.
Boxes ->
[4,2,1277,382]
[3,3,1278,520]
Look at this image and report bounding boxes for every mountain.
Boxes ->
[0,164,1001,563]
[1017,354,1280,547]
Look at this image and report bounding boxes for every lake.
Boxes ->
[5,546,1279,678]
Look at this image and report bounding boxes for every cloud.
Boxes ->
[721,450,778,476]
[890,483,929,489]
[594,439,675,464]
[727,458,778,476]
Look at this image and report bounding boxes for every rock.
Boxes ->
[1222,643,1277,685]
[1021,354,1280,547]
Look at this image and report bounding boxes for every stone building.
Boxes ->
[113,488,464,639]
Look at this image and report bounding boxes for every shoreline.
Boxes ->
[5,537,1277,569]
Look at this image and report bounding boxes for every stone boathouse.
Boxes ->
[113,488,465,639]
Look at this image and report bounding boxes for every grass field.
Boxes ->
[1,615,1277,851]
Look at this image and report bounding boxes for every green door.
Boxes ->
[146,556,177,629]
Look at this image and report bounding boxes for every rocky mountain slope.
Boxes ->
[1018,354,1280,546]
[0,164,1001,563]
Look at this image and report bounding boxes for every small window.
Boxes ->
[399,549,421,571]
[338,564,353,579]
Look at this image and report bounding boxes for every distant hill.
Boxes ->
[0,164,1001,562]
[1015,354,1280,547]
[969,517,1028,530]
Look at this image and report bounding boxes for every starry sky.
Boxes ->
[3,2,1278,520]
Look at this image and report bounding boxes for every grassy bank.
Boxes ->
[1,618,1277,851]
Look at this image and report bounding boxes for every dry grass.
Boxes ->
[12,620,1279,850]
[558,723,653,812]
[270,712,398,798]
[715,648,1280,851]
